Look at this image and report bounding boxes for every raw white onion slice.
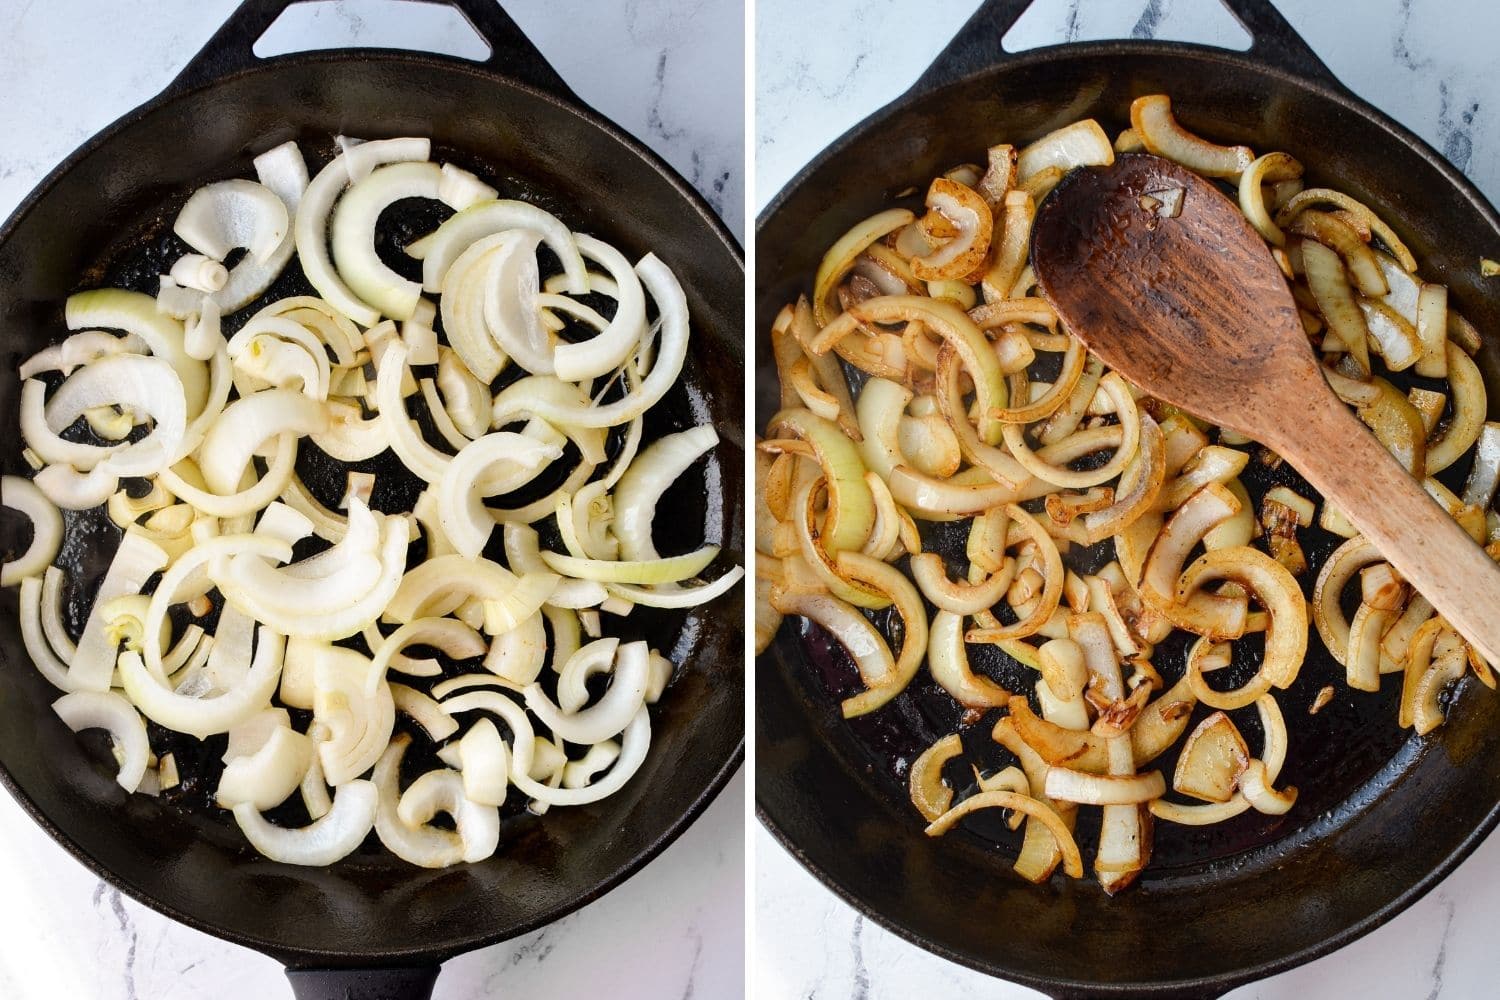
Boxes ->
[120,628,284,739]
[331,161,442,321]
[406,199,586,295]
[52,690,150,793]
[489,253,687,428]
[481,229,552,374]
[612,425,718,561]
[208,141,308,313]
[69,529,171,691]
[174,179,289,265]
[296,137,431,326]
[312,643,395,785]
[232,778,377,866]
[2,476,62,585]
[451,718,509,806]
[197,389,327,495]
[66,288,209,416]
[20,329,147,380]
[551,235,646,381]
[42,355,187,476]
[524,639,650,745]
[34,463,118,511]
[396,769,500,864]
[371,735,464,868]
[437,431,563,558]
[217,724,314,811]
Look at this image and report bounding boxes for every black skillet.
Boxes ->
[755,0,1500,996]
[0,1,744,998]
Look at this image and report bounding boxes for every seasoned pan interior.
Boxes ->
[756,46,1500,993]
[0,53,744,965]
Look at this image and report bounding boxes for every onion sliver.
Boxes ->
[174,178,289,266]
[928,610,1008,708]
[553,235,648,381]
[72,530,171,691]
[331,161,441,321]
[488,254,688,429]
[372,735,464,868]
[2,476,62,586]
[924,791,1084,878]
[295,137,430,326]
[396,769,500,863]
[438,432,563,558]
[38,355,187,477]
[524,640,649,744]
[52,691,150,792]
[612,425,718,562]
[217,724,314,810]
[604,568,745,609]
[313,643,396,785]
[540,545,719,585]
[408,198,587,296]
[66,289,208,417]
[1044,766,1165,805]
[198,389,327,495]
[232,779,377,866]
[120,629,284,739]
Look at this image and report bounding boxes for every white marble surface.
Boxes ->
[0,2,744,999]
[755,0,1500,997]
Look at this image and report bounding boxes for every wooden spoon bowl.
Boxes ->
[1032,152,1500,667]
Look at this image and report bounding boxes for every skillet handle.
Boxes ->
[285,965,440,1000]
[164,0,576,103]
[910,0,1339,98]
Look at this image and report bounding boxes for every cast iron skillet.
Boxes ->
[0,1,744,998]
[756,1,1500,996]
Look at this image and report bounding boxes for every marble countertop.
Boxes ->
[755,0,1500,997]
[0,2,743,999]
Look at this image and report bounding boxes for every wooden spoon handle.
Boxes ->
[1275,393,1500,669]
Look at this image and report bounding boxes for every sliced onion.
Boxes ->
[52,691,150,792]
[613,425,718,562]
[232,778,377,866]
[295,137,430,326]
[120,627,283,739]
[551,234,647,380]
[1131,95,1252,178]
[175,179,288,265]
[217,724,314,810]
[489,254,688,429]
[2,476,62,585]
[524,639,649,744]
[924,790,1084,878]
[197,389,327,495]
[331,161,441,321]
[928,610,1008,708]
[66,288,208,416]
[408,198,586,296]
[437,432,562,558]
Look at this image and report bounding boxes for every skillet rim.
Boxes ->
[753,35,1500,997]
[0,45,746,966]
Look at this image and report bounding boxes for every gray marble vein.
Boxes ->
[756,1,1500,998]
[0,2,744,999]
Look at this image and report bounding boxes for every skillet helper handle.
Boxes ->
[165,0,576,102]
[911,0,1340,98]
[285,965,441,1000]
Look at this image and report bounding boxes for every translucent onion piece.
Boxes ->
[29,355,187,476]
[52,691,150,792]
[553,234,648,381]
[489,254,688,429]
[924,790,1084,879]
[1017,120,1114,180]
[540,545,719,585]
[331,161,443,321]
[396,769,501,863]
[217,725,314,811]
[1130,95,1252,178]
[372,735,464,868]
[175,178,289,265]
[198,389,327,495]
[928,610,1008,708]
[2,476,62,586]
[120,629,283,739]
[484,610,546,685]
[70,529,171,691]
[408,198,586,296]
[313,644,396,786]
[232,779,377,866]
[20,329,147,380]
[525,639,648,744]
[66,288,208,417]
[438,432,563,558]
[389,683,459,742]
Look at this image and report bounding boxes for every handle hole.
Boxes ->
[1000,0,1250,54]
[253,0,492,62]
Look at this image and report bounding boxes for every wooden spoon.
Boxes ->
[1031,152,1500,668]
